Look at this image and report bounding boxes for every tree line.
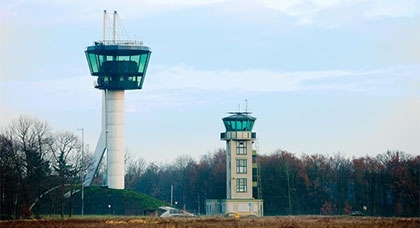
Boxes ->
[125,149,419,217]
[0,116,89,219]
[1,116,419,218]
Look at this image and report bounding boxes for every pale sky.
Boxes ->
[0,0,419,163]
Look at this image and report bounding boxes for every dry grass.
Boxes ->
[0,216,419,228]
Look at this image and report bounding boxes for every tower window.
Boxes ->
[236,159,247,174]
[236,178,247,192]
[237,141,247,155]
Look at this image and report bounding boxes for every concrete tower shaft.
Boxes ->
[224,138,254,199]
[106,90,125,189]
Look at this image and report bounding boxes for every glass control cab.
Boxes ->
[85,41,152,90]
[222,112,256,132]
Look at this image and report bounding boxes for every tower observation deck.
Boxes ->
[85,40,151,90]
[83,11,152,190]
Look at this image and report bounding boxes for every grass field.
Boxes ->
[1,216,419,228]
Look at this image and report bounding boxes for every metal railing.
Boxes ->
[94,40,144,46]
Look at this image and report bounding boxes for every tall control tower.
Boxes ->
[83,11,152,189]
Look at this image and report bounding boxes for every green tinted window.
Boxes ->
[137,76,142,87]
[88,53,99,73]
[131,55,140,64]
[138,54,147,72]
[225,121,232,131]
[98,55,106,69]
[237,121,242,130]
[117,56,130,61]
[248,121,254,130]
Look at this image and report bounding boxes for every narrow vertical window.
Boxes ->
[236,141,246,155]
[236,159,247,174]
[236,178,247,192]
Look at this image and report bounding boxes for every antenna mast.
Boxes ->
[113,11,117,42]
[103,10,107,41]
[245,99,248,114]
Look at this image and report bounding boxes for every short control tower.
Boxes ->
[83,11,152,189]
[206,111,263,216]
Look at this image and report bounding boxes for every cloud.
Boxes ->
[2,0,418,28]
[363,0,419,18]
[260,0,419,18]
[0,75,98,112]
[0,0,226,26]
[1,63,418,118]
[146,64,420,93]
[114,64,420,113]
[268,0,418,27]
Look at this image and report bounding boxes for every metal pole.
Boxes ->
[103,10,107,41]
[78,128,84,216]
[104,89,109,187]
[171,185,173,206]
[113,11,117,42]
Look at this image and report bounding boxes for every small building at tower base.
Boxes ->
[205,199,263,217]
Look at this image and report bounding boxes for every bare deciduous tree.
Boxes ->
[50,131,80,218]
[6,116,52,218]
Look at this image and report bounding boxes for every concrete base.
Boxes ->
[205,199,263,217]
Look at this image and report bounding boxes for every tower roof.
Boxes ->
[86,41,151,57]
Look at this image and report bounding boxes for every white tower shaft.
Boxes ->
[106,90,125,189]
